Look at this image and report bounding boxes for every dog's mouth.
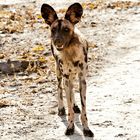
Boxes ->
[56,45,64,51]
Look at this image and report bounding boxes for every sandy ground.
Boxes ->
[0,0,140,140]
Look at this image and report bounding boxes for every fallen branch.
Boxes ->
[0,60,43,74]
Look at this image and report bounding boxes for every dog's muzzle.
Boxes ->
[56,45,64,51]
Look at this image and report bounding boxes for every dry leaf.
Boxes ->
[0,100,10,108]
[38,56,47,63]
[36,14,43,19]
[58,8,66,13]
[0,11,11,18]
[32,45,45,52]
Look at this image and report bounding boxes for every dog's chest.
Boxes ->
[59,59,80,75]
[54,47,86,79]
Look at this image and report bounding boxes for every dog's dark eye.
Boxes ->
[64,28,69,32]
[52,28,56,33]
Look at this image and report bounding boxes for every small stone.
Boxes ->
[91,21,97,27]
[32,89,37,93]
[0,54,4,59]
[49,110,57,115]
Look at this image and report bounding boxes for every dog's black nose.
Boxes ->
[54,39,63,46]
[55,39,61,44]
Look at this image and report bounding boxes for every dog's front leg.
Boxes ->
[72,92,81,114]
[56,65,65,116]
[63,77,75,135]
[79,72,94,137]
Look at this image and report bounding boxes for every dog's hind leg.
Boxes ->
[79,71,94,137]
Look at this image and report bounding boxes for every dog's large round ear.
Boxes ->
[65,3,83,25]
[41,4,58,26]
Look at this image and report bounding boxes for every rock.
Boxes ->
[0,54,4,59]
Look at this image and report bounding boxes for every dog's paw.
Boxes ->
[65,124,75,135]
[73,105,80,113]
[58,107,66,116]
[83,128,94,137]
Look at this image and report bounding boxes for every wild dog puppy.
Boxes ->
[41,3,94,137]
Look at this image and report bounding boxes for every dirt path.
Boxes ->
[0,0,140,140]
[87,17,140,140]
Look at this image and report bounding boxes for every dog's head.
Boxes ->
[41,3,83,51]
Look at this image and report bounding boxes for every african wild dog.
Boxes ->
[41,3,94,137]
